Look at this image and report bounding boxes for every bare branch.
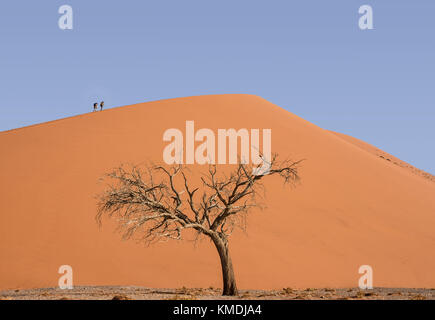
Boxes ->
[97,155,302,244]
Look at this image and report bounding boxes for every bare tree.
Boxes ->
[96,155,302,296]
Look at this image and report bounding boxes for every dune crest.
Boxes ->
[330,131,434,183]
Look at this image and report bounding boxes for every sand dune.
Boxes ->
[1,94,434,290]
[330,131,435,183]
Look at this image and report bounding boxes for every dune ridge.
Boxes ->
[330,131,434,183]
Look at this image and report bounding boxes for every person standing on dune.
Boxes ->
[93,102,98,112]
[100,101,104,111]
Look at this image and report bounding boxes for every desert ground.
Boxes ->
[1,94,434,291]
[0,286,434,300]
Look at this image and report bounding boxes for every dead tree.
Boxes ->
[96,155,302,296]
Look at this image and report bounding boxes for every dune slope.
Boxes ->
[0,94,434,290]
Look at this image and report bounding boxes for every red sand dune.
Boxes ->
[0,94,434,290]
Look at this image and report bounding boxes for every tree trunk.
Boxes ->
[211,234,238,296]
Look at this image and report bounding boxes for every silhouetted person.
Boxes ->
[100,101,104,111]
[93,102,98,112]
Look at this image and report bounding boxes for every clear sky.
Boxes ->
[0,1,434,173]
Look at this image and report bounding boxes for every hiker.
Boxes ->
[100,101,104,111]
[93,102,98,112]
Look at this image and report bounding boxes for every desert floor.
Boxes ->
[0,286,434,300]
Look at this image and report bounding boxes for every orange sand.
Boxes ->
[0,94,434,290]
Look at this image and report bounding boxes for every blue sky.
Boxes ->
[0,1,434,173]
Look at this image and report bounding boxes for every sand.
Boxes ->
[0,94,434,291]
[1,286,434,300]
